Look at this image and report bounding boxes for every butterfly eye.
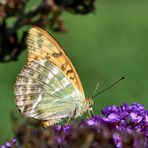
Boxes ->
[89,104,93,108]
[88,99,94,108]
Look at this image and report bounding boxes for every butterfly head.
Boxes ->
[85,97,94,111]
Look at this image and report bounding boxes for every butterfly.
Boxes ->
[14,26,94,127]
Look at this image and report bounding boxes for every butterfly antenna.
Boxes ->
[91,81,100,98]
[92,76,125,99]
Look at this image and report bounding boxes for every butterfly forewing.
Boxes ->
[27,26,84,96]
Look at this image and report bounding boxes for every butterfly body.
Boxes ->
[14,26,93,127]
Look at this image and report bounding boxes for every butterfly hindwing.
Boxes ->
[27,26,84,96]
[14,60,84,124]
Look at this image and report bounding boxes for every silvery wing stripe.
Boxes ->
[27,60,73,97]
[18,68,60,96]
[30,94,43,115]
[25,61,65,96]
[14,85,42,95]
[61,77,71,87]
[37,60,74,95]
[30,60,65,87]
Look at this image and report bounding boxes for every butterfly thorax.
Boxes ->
[73,97,94,118]
[85,97,94,111]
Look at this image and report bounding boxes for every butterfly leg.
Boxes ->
[87,110,91,118]
[87,108,94,118]
[90,108,94,116]
[65,107,78,125]
[65,117,72,125]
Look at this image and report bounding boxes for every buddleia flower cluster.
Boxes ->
[0,138,16,148]
[1,103,148,147]
[0,0,95,62]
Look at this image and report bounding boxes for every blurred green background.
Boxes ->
[0,0,148,144]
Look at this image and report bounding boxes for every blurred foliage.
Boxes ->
[0,0,95,62]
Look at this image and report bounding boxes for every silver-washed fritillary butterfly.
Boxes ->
[14,26,93,127]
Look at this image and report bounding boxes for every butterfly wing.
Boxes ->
[27,26,84,97]
[14,60,85,125]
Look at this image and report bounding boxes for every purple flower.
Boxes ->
[5,142,11,147]
[0,138,16,148]
[113,132,122,148]
[86,119,95,126]
[11,103,148,148]
[0,146,6,148]
[145,114,148,122]
[63,124,72,135]
[55,136,66,144]
[129,112,143,123]
[102,105,119,115]
[85,115,101,126]
[12,138,16,143]
[54,124,63,133]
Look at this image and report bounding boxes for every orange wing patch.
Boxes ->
[27,26,84,95]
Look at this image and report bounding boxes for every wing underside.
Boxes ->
[14,60,84,124]
[27,26,84,96]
